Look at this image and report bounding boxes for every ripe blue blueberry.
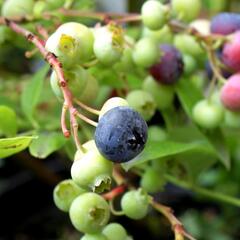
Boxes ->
[94,106,148,163]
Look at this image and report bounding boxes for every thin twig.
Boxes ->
[74,98,100,115]
[150,199,196,240]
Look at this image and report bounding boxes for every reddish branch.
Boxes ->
[0,18,94,149]
[102,185,126,200]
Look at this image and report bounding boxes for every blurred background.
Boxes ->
[1,0,240,240]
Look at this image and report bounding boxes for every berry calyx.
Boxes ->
[69,193,110,233]
[94,106,148,163]
[93,24,124,66]
[45,22,94,68]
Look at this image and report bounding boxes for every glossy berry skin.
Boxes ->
[221,74,240,111]
[102,223,127,240]
[94,106,148,163]
[222,31,240,72]
[210,13,240,35]
[69,193,110,234]
[150,44,184,85]
[121,189,149,220]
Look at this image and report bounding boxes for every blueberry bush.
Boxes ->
[1,0,240,239]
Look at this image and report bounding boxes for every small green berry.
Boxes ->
[126,90,156,121]
[141,0,168,30]
[143,76,174,110]
[224,110,240,128]
[132,38,160,68]
[71,142,113,193]
[2,0,34,18]
[140,167,166,193]
[121,189,149,220]
[103,223,128,240]
[148,126,167,142]
[53,179,86,212]
[99,97,129,120]
[192,99,224,129]
[69,193,110,233]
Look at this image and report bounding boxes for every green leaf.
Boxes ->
[29,131,67,159]
[0,105,17,137]
[0,136,35,158]
[176,78,203,117]
[205,129,231,170]
[20,64,49,127]
[122,140,209,171]
[176,78,230,169]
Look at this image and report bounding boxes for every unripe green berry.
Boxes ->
[141,0,168,30]
[45,0,65,9]
[33,1,47,18]
[69,193,110,234]
[143,76,174,110]
[172,0,201,22]
[192,99,224,129]
[46,22,94,68]
[99,97,129,119]
[103,223,128,240]
[121,189,149,220]
[93,24,124,65]
[71,143,113,193]
[142,25,173,44]
[114,36,135,72]
[183,54,197,75]
[81,233,108,240]
[53,179,86,212]
[2,0,34,18]
[50,66,88,101]
[140,167,166,193]
[78,73,99,104]
[126,90,156,121]
[148,125,167,142]
[174,34,203,57]
[74,140,97,161]
[132,38,159,68]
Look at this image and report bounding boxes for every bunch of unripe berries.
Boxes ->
[7,0,240,237]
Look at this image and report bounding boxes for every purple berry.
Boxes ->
[210,13,240,35]
[149,44,184,85]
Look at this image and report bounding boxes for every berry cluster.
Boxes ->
[3,0,240,238]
